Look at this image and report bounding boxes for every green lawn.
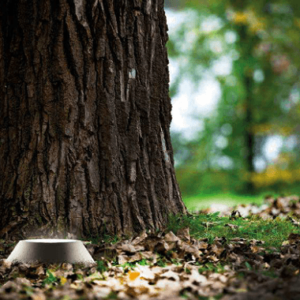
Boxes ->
[167,209,300,250]
[183,192,281,211]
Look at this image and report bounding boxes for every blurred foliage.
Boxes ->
[168,0,300,197]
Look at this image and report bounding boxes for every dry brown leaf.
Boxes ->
[250,245,265,254]
[128,252,143,263]
[180,243,201,258]
[287,216,300,227]
[231,237,247,243]
[211,243,225,257]
[160,270,180,281]
[249,239,265,245]
[61,263,73,271]
[144,237,160,252]
[140,251,158,261]
[225,223,238,230]
[198,241,209,250]
[135,265,155,280]
[132,231,148,246]
[230,210,242,220]
[164,231,180,243]
[118,254,130,264]
[177,227,190,242]
[15,277,31,286]
[188,269,207,284]
[155,241,170,253]
[206,255,219,262]
[36,265,45,276]
[288,233,300,243]
[31,292,47,300]
[118,243,143,253]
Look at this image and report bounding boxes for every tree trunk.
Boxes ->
[0,0,186,239]
[244,74,255,194]
[238,25,256,194]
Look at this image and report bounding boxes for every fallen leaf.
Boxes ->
[164,231,180,243]
[128,271,140,281]
[225,223,238,230]
[177,227,190,242]
[132,231,148,245]
[230,210,242,220]
[36,265,45,276]
[160,270,180,281]
[60,277,67,285]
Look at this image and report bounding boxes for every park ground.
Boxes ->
[1,194,300,299]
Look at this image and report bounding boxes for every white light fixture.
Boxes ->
[7,239,95,265]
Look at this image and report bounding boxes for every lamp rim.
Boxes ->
[22,239,78,243]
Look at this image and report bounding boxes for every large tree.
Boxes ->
[0,0,186,239]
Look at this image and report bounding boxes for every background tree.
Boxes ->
[0,0,186,239]
[168,0,300,197]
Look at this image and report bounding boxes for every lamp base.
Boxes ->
[6,239,95,265]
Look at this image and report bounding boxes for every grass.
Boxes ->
[183,192,282,211]
[42,270,58,286]
[167,212,300,250]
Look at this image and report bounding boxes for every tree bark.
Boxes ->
[238,25,256,194]
[244,74,255,194]
[0,0,186,239]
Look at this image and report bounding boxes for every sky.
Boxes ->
[165,9,283,171]
[166,9,220,139]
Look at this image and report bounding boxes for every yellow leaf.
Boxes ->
[294,18,300,28]
[60,277,67,285]
[128,271,140,281]
[233,12,248,25]
[278,126,293,136]
[250,21,265,33]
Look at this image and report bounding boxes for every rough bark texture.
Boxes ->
[0,0,186,239]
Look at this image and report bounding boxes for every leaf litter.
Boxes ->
[1,195,300,299]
